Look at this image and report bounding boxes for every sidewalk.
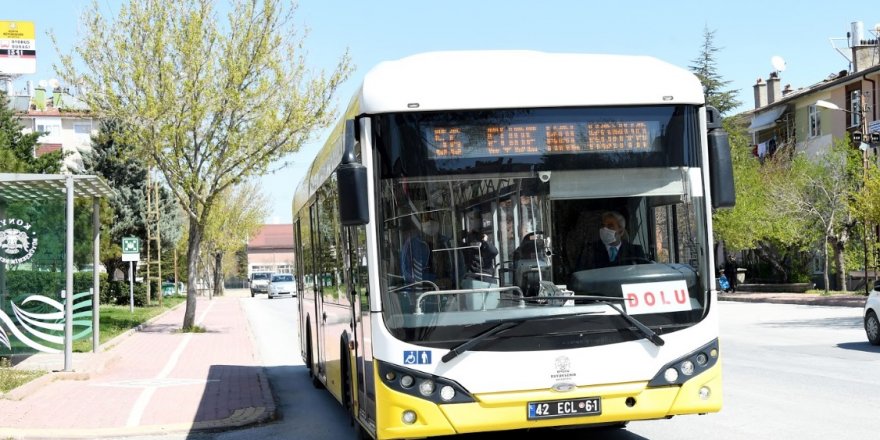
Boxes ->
[719,290,868,308]
[0,289,275,439]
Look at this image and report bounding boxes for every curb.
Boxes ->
[238,298,278,426]
[719,294,867,308]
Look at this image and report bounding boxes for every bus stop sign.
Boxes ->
[122,237,140,262]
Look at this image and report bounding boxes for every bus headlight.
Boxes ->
[418,380,436,396]
[439,385,456,401]
[402,410,417,424]
[400,375,415,388]
[648,339,720,387]
[699,386,711,400]
[378,360,475,404]
[680,360,695,376]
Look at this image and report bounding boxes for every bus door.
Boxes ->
[310,202,326,381]
[294,220,306,359]
[347,225,375,425]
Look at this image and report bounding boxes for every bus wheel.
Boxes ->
[341,343,355,425]
[306,328,324,389]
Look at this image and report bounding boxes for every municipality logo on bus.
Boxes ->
[0,218,38,265]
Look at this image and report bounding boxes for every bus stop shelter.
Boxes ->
[0,173,113,371]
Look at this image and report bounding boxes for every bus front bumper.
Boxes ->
[375,362,722,439]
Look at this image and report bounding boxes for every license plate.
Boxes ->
[527,397,601,420]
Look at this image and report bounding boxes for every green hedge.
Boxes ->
[3,271,154,306]
[5,271,107,298]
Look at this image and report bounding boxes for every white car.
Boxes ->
[865,288,880,345]
[267,274,296,299]
[250,271,274,297]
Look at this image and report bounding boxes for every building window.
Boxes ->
[276,264,292,274]
[809,104,821,138]
[74,123,92,135]
[850,90,862,128]
[36,124,61,136]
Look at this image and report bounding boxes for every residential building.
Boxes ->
[247,224,295,277]
[746,20,880,290]
[6,80,95,173]
[748,21,880,160]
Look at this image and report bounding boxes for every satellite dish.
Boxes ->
[771,56,787,73]
[48,78,60,89]
[38,80,47,88]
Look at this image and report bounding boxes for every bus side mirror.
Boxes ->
[338,119,370,226]
[707,120,736,209]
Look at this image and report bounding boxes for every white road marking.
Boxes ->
[125,301,215,427]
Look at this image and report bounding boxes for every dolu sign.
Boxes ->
[0,218,38,265]
[620,280,692,315]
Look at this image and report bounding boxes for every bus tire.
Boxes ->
[306,325,324,389]
[341,341,355,425]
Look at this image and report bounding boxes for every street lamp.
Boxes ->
[814,98,871,294]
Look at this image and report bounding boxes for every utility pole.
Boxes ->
[146,171,153,304]
[860,95,870,295]
[155,177,163,306]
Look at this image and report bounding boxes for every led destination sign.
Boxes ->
[427,121,660,159]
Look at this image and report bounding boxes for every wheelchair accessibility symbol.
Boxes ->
[403,350,432,365]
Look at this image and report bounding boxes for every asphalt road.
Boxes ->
[205,298,880,440]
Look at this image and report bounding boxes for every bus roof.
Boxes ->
[358,50,705,113]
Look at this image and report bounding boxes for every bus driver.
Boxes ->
[575,210,646,270]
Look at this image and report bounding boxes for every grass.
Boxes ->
[805,289,862,296]
[180,325,206,333]
[72,295,187,352]
[0,357,46,393]
[1,296,185,393]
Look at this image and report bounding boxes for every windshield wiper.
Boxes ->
[441,309,607,363]
[521,294,665,347]
[441,295,663,363]
[441,320,522,363]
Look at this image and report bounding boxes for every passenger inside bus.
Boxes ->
[512,231,551,297]
[399,215,433,285]
[574,210,647,270]
[460,230,499,283]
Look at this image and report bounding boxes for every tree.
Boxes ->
[0,91,64,173]
[771,141,861,292]
[712,119,812,281]
[203,180,269,298]
[689,26,742,115]
[56,0,352,328]
[81,120,183,282]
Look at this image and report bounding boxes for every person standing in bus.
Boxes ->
[575,210,646,270]
[461,230,499,281]
[400,216,433,285]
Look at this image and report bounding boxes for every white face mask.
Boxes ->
[599,227,618,245]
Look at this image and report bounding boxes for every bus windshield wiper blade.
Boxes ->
[441,320,522,363]
[553,294,664,347]
[441,309,606,363]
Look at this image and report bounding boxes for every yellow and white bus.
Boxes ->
[291,50,735,439]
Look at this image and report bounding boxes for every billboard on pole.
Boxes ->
[0,21,36,75]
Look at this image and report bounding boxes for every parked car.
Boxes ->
[865,288,880,345]
[250,271,274,297]
[267,273,296,299]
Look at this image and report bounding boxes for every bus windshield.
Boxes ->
[374,106,710,351]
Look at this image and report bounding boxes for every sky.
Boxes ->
[4,1,880,224]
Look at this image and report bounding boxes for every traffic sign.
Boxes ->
[122,237,140,262]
